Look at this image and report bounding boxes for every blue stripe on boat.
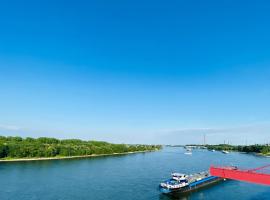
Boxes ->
[189,176,217,187]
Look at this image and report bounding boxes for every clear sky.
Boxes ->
[1,0,270,144]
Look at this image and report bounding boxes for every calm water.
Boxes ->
[0,147,270,200]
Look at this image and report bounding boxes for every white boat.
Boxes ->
[184,152,192,155]
[222,150,229,154]
[171,173,188,181]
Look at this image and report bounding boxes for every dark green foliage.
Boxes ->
[0,144,9,158]
[0,136,162,159]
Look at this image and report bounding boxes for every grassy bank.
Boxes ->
[0,150,157,162]
[0,136,162,161]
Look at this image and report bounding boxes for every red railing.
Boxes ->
[210,165,270,185]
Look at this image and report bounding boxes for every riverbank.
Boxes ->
[0,136,162,161]
[256,152,270,157]
[205,144,270,157]
[0,150,159,162]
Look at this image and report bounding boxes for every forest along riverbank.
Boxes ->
[205,144,270,156]
[0,136,162,162]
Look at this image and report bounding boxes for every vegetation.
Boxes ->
[205,144,270,155]
[0,136,162,159]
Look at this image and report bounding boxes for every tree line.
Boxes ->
[0,136,162,159]
[206,144,270,154]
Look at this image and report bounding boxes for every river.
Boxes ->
[0,147,269,200]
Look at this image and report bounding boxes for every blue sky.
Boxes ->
[1,0,270,144]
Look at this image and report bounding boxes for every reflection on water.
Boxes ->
[159,194,190,200]
[159,185,218,200]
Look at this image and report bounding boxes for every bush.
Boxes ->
[0,136,162,159]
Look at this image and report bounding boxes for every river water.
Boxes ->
[0,147,270,200]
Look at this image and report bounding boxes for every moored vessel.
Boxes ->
[159,171,224,195]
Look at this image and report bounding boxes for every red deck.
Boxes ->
[210,166,270,185]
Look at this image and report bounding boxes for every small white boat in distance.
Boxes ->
[184,152,192,155]
[222,150,229,154]
[211,149,215,152]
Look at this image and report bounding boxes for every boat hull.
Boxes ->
[160,176,224,195]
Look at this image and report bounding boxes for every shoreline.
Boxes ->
[209,149,270,157]
[256,153,270,157]
[0,150,158,163]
